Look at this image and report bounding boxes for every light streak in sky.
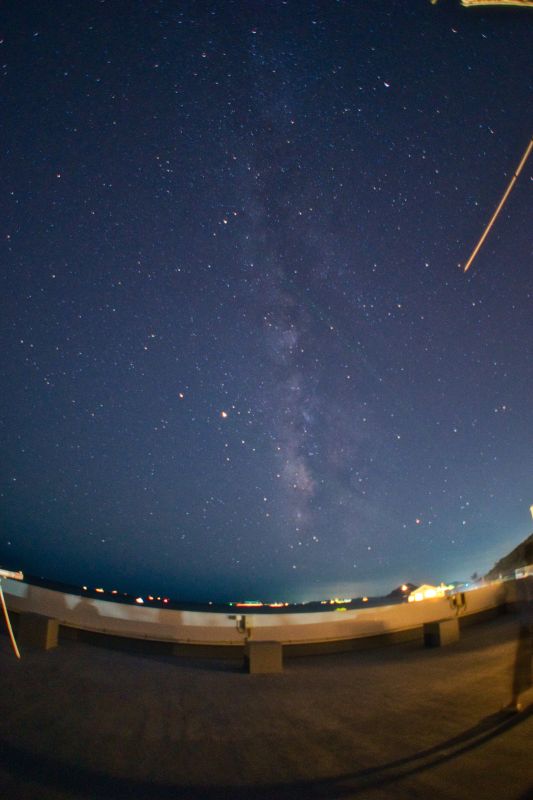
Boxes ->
[460,1,533,7]
[463,136,533,273]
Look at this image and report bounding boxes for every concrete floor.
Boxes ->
[0,614,531,800]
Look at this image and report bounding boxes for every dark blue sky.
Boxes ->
[1,1,532,601]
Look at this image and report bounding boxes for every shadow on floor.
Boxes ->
[0,705,531,800]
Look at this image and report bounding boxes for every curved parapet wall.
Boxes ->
[4,578,509,648]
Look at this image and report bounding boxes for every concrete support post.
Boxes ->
[244,640,283,673]
[18,612,59,651]
[423,618,460,647]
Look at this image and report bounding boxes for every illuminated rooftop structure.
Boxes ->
[408,584,453,603]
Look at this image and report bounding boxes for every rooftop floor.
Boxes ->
[0,613,531,800]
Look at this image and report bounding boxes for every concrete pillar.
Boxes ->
[423,618,460,647]
[244,640,283,673]
[18,612,59,651]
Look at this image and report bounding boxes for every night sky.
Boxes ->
[1,1,532,602]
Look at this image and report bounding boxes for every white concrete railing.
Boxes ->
[3,578,509,647]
